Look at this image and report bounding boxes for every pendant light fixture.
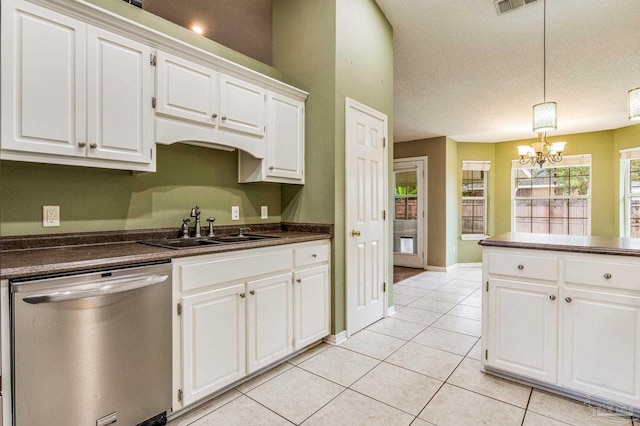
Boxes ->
[532,0,557,132]
[630,87,640,121]
[518,0,565,168]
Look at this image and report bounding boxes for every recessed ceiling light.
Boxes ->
[192,25,204,35]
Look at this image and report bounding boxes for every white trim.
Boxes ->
[1,282,12,426]
[620,147,640,160]
[427,262,482,272]
[323,331,348,346]
[387,306,397,317]
[461,234,489,241]
[462,160,491,171]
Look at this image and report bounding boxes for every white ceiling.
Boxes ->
[374,0,640,143]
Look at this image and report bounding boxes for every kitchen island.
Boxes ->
[480,233,640,416]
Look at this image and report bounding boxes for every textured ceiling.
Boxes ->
[375,0,640,142]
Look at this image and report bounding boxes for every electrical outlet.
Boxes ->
[231,206,240,221]
[43,205,60,227]
[261,206,268,219]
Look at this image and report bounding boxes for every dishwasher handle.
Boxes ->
[23,274,169,304]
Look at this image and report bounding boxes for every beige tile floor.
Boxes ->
[169,267,639,426]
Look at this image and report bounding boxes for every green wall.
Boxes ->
[0,144,281,236]
[273,0,393,332]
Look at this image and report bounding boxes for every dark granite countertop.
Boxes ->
[479,232,640,257]
[0,223,332,280]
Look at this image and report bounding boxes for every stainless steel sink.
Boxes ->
[140,238,223,250]
[139,234,279,250]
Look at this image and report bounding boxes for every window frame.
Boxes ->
[511,155,592,236]
[461,161,490,240]
[620,148,640,238]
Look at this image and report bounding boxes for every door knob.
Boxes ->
[351,230,361,237]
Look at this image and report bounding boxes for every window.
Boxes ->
[512,155,591,236]
[461,161,490,238]
[394,170,418,221]
[620,148,640,238]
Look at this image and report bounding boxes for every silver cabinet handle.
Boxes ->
[296,279,302,283]
[240,293,246,298]
[549,295,556,301]
[517,264,524,270]
[604,273,612,279]
[249,290,255,295]
[89,143,97,149]
[221,116,227,120]
[78,141,86,148]
[212,113,218,119]
[565,297,572,303]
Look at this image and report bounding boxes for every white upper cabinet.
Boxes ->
[155,51,218,126]
[218,74,265,137]
[1,0,86,159]
[1,0,155,171]
[86,26,153,165]
[238,92,304,184]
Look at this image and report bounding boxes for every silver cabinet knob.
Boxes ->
[296,279,302,283]
[549,295,556,301]
[517,264,524,270]
[221,116,227,120]
[604,273,612,280]
[565,297,572,303]
[269,166,274,170]
[78,141,86,148]
[212,113,218,119]
[89,143,97,149]
[312,254,317,258]
[249,290,255,295]
[239,293,246,298]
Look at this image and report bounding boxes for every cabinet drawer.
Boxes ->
[488,253,558,281]
[294,242,330,268]
[178,249,293,292]
[565,259,640,291]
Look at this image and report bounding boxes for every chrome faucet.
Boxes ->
[190,206,201,237]
[238,227,251,237]
[206,217,216,237]
[181,218,191,238]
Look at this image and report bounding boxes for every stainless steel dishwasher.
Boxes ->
[10,261,172,426]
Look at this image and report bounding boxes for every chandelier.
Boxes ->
[518,132,566,167]
[519,0,564,167]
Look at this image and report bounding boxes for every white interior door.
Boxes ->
[393,158,427,269]
[346,98,388,335]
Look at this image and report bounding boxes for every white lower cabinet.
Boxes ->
[486,278,558,384]
[173,240,330,410]
[247,273,293,373]
[294,265,330,349]
[483,247,640,411]
[181,283,246,407]
[561,288,640,407]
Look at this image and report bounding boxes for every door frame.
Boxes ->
[344,97,389,337]
[392,156,428,269]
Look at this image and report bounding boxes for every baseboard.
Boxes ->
[387,306,397,316]
[426,262,482,272]
[323,330,347,345]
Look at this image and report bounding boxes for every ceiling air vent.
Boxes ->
[495,0,537,15]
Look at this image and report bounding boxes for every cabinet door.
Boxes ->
[486,278,558,383]
[1,0,86,157]
[181,283,246,407]
[86,26,152,164]
[247,273,292,372]
[266,93,304,181]
[219,74,265,137]
[562,288,640,406]
[155,51,218,126]
[294,265,330,349]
